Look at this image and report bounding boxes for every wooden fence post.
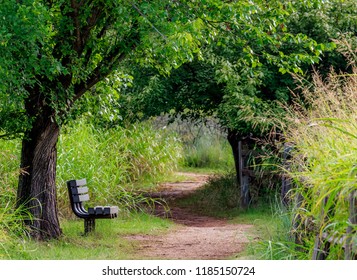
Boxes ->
[281,143,293,206]
[238,140,250,209]
[312,196,330,260]
[345,190,357,260]
[292,192,304,248]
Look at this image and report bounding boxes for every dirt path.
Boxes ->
[126,172,253,259]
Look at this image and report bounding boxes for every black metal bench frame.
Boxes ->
[67,179,118,234]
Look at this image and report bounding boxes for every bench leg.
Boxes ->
[84,218,95,234]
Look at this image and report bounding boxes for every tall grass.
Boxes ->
[183,133,234,170]
[0,140,31,258]
[282,64,357,259]
[178,173,240,214]
[247,197,310,260]
[56,119,183,217]
[156,118,234,171]
[0,119,182,257]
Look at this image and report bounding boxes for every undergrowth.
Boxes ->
[0,140,30,258]
[158,118,234,171]
[178,171,277,218]
[256,46,357,259]
[178,173,240,215]
[286,66,357,259]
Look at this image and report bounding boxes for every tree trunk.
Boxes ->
[227,129,240,184]
[17,116,62,240]
[227,129,250,209]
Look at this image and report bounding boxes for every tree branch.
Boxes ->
[79,6,104,55]
[70,0,83,54]
[69,17,140,105]
[69,1,104,57]
[0,131,24,139]
[71,50,127,105]
[130,2,167,40]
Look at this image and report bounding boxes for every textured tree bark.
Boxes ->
[17,116,62,240]
[227,128,240,184]
[227,129,250,209]
[238,140,251,210]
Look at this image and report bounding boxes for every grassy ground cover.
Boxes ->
[4,212,173,260]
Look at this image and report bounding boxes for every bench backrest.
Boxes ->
[67,179,90,218]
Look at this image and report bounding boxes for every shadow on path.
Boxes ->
[124,172,253,259]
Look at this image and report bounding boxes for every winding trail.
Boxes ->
[125,172,254,259]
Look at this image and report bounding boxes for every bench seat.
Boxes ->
[88,206,118,217]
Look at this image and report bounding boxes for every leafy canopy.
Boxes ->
[101,0,337,136]
[0,0,207,137]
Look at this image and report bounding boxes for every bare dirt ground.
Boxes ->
[125,172,254,259]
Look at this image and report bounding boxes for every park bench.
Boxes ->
[67,179,119,234]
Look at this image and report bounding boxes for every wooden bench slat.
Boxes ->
[95,207,103,215]
[72,194,90,203]
[68,178,87,187]
[70,186,88,195]
[88,206,119,216]
[74,178,87,186]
